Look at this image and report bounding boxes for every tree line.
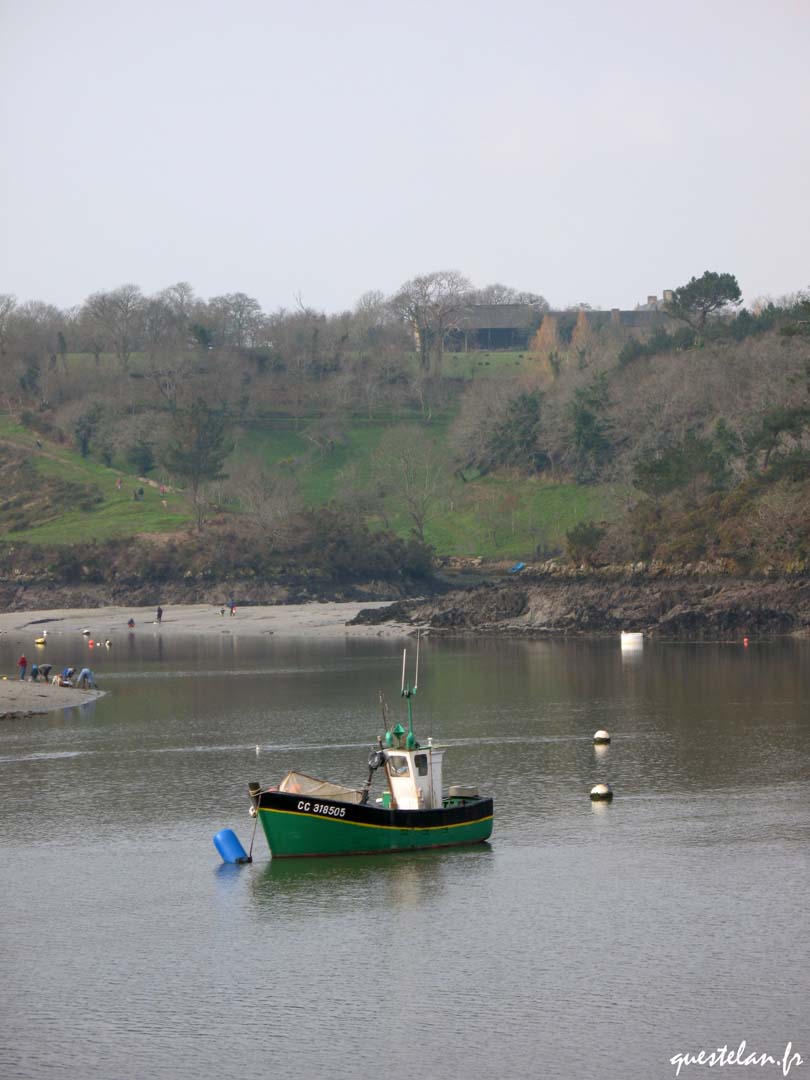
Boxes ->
[2,267,810,571]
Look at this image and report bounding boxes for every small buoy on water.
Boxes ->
[593,729,611,744]
[82,629,91,636]
[590,783,613,800]
[88,640,94,648]
[255,744,260,755]
[743,636,749,647]
[213,828,252,864]
[105,640,111,648]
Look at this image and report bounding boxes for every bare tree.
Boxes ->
[75,302,107,365]
[159,281,198,326]
[0,294,17,359]
[469,283,549,310]
[390,270,472,375]
[372,424,449,541]
[142,295,177,364]
[352,289,408,351]
[208,292,265,348]
[236,462,302,545]
[83,284,144,369]
[302,414,348,458]
[8,300,66,406]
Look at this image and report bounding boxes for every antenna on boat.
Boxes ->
[414,630,420,691]
[400,636,419,749]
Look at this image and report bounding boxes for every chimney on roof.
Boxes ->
[663,289,674,303]
[610,308,621,325]
[647,295,658,306]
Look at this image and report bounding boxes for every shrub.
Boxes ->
[126,438,155,474]
[565,520,606,565]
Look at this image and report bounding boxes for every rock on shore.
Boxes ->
[349,573,810,638]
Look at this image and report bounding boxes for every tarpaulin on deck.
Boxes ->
[278,770,364,804]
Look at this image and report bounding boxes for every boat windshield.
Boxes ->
[387,755,410,777]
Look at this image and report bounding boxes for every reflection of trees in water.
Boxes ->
[420,636,810,796]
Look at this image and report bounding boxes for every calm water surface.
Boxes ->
[1,631,809,1080]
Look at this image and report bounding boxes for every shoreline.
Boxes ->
[0,680,106,720]
[0,600,409,643]
[0,601,409,719]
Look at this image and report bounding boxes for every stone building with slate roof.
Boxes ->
[440,291,677,354]
[444,302,545,351]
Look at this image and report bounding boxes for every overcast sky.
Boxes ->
[1,0,808,313]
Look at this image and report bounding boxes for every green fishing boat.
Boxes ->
[247,643,493,859]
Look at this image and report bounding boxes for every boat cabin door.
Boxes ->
[385,745,444,810]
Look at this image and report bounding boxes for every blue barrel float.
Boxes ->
[213,828,252,864]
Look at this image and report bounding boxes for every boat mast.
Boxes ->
[400,632,420,750]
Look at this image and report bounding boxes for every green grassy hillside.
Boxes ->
[227,418,623,557]
[0,410,622,558]
[0,415,193,543]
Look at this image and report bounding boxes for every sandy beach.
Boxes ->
[0,600,404,643]
[0,680,105,719]
[0,600,406,718]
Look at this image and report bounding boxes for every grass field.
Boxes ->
[0,415,193,543]
[440,350,542,379]
[231,419,624,558]
[0,393,623,556]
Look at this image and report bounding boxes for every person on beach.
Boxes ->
[17,655,27,680]
[39,664,52,682]
[127,618,135,628]
[59,667,75,687]
[30,663,40,681]
[156,605,163,625]
[77,668,96,689]
[229,598,236,616]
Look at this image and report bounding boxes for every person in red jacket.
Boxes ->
[18,654,27,680]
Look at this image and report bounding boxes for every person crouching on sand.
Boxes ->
[77,668,96,689]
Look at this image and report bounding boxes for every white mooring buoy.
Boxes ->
[590,783,613,801]
[593,729,611,744]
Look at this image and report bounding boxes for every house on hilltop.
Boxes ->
[426,290,678,355]
[444,302,544,351]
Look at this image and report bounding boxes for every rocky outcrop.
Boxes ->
[349,572,810,639]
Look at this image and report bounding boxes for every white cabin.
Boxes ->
[383,742,444,810]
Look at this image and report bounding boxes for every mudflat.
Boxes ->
[0,679,105,719]
[0,600,407,718]
[0,600,405,642]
